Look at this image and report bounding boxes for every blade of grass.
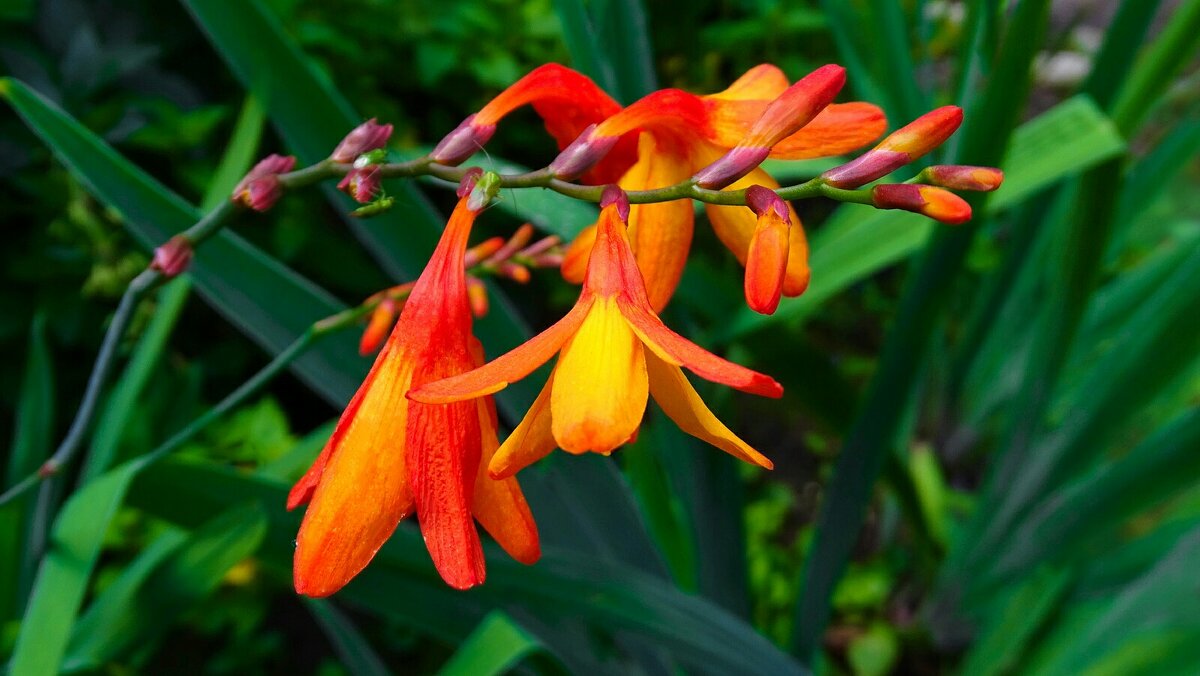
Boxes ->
[436,611,545,676]
[304,599,393,676]
[1110,0,1200,135]
[1080,0,1166,109]
[790,0,1051,660]
[590,0,657,102]
[866,0,925,123]
[552,0,619,96]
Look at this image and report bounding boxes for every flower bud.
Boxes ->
[923,165,1004,192]
[466,276,489,317]
[359,298,400,355]
[331,119,393,163]
[464,237,505,268]
[872,184,972,224]
[694,65,846,189]
[495,261,530,284]
[743,186,792,314]
[548,124,620,180]
[431,114,497,165]
[151,234,193,278]
[599,185,630,221]
[822,107,964,189]
[519,234,561,258]
[338,165,382,203]
[232,154,296,211]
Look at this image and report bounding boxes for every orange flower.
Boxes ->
[289,171,538,594]
[411,187,782,478]
[559,64,888,310]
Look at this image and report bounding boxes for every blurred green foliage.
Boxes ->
[3,0,1200,674]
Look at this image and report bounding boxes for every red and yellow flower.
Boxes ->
[411,187,782,478]
[289,172,538,594]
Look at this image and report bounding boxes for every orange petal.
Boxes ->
[703,165,810,297]
[476,63,620,131]
[706,64,789,101]
[560,223,597,285]
[293,348,416,597]
[472,395,541,565]
[406,390,486,590]
[646,352,773,469]
[409,299,593,404]
[593,88,712,142]
[551,298,649,453]
[769,102,888,159]
[620,133,696,311]
[743,196,791,315]
[618,298,783,398]
[489,375,559,479]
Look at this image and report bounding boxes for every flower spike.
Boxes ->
[872,184,972,224]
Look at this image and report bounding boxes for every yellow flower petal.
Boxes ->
[551,298,649,453]
[645,351,773,469]
[489,375,559,479]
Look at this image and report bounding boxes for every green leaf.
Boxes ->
[62,505,268,670]
[127,458,810,676]
[590,0,657,102]
[201,95,267,211]
[1,77,365,408]
[1080,0,1166,110]
[1110,0,1200,135]
[436,611,545,676]
[79,279,190,482]
[3,311,54,618]
[304,599,392,676]
[864,0,925,124]
[957,566,1074,676]
[552,0,619,97]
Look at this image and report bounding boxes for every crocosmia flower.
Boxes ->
[411,187,782,479]
[289,171,539,594]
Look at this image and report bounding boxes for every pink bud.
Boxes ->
[924,165,1004,192]
[331,118,393,163]
[822,107,963,189]
[232,154,296,211]
[151,234,193,278]
[337,165,382,203]
[464,236,505,268]
[466,277,489,317]
[872,184,972,224]
[431,114,497,165]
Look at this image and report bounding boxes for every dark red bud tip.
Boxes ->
[37,460,59,478]
[457,167,486,197]
[151,234,194,278]
[599,185,630,221]
[745,185,790,221]
[547,124,620,179]
[331,118,394,163]
[692,146,771,190]
[431,114,496,165]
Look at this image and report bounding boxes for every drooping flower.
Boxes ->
[290,171,539,594]
[410,187,782,479]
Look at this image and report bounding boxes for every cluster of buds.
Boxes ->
[232,154,296,211]
[333,119,394,211]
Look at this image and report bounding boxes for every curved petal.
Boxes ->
[489,376,558,479]
[409,299,593,404]
[476,63,621,131]
[621,133,696,311]
[769,102,888,159]
[551,299,649,453]
[472,396,541,565]
[560,223,597,285]
[593,89,712,142]
[293,348,416,597]
[703,164,810,297]
[707,64,789,101]
[646,352,773,469]
[619,298,783,398]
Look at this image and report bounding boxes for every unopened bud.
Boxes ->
[338,165,382,203]
[359,298,400,355]
[922,165,1004,192]
[331,119,393,163]
[151,235,193,278]
[464,237,505,268]
[548,124,621,180]
[490,223,534,263]
[872,184,972,224]
[530,252,564,269]
[519,234,561,258]
[599,185,630,221]
[822,107,964,189]
[232,154,295,211]
[431,114,497,165]
[742,187,791,314]
[560,224,597,284]
[466,277,489,317]
[496,261,530,284]
[694,65,846,189]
